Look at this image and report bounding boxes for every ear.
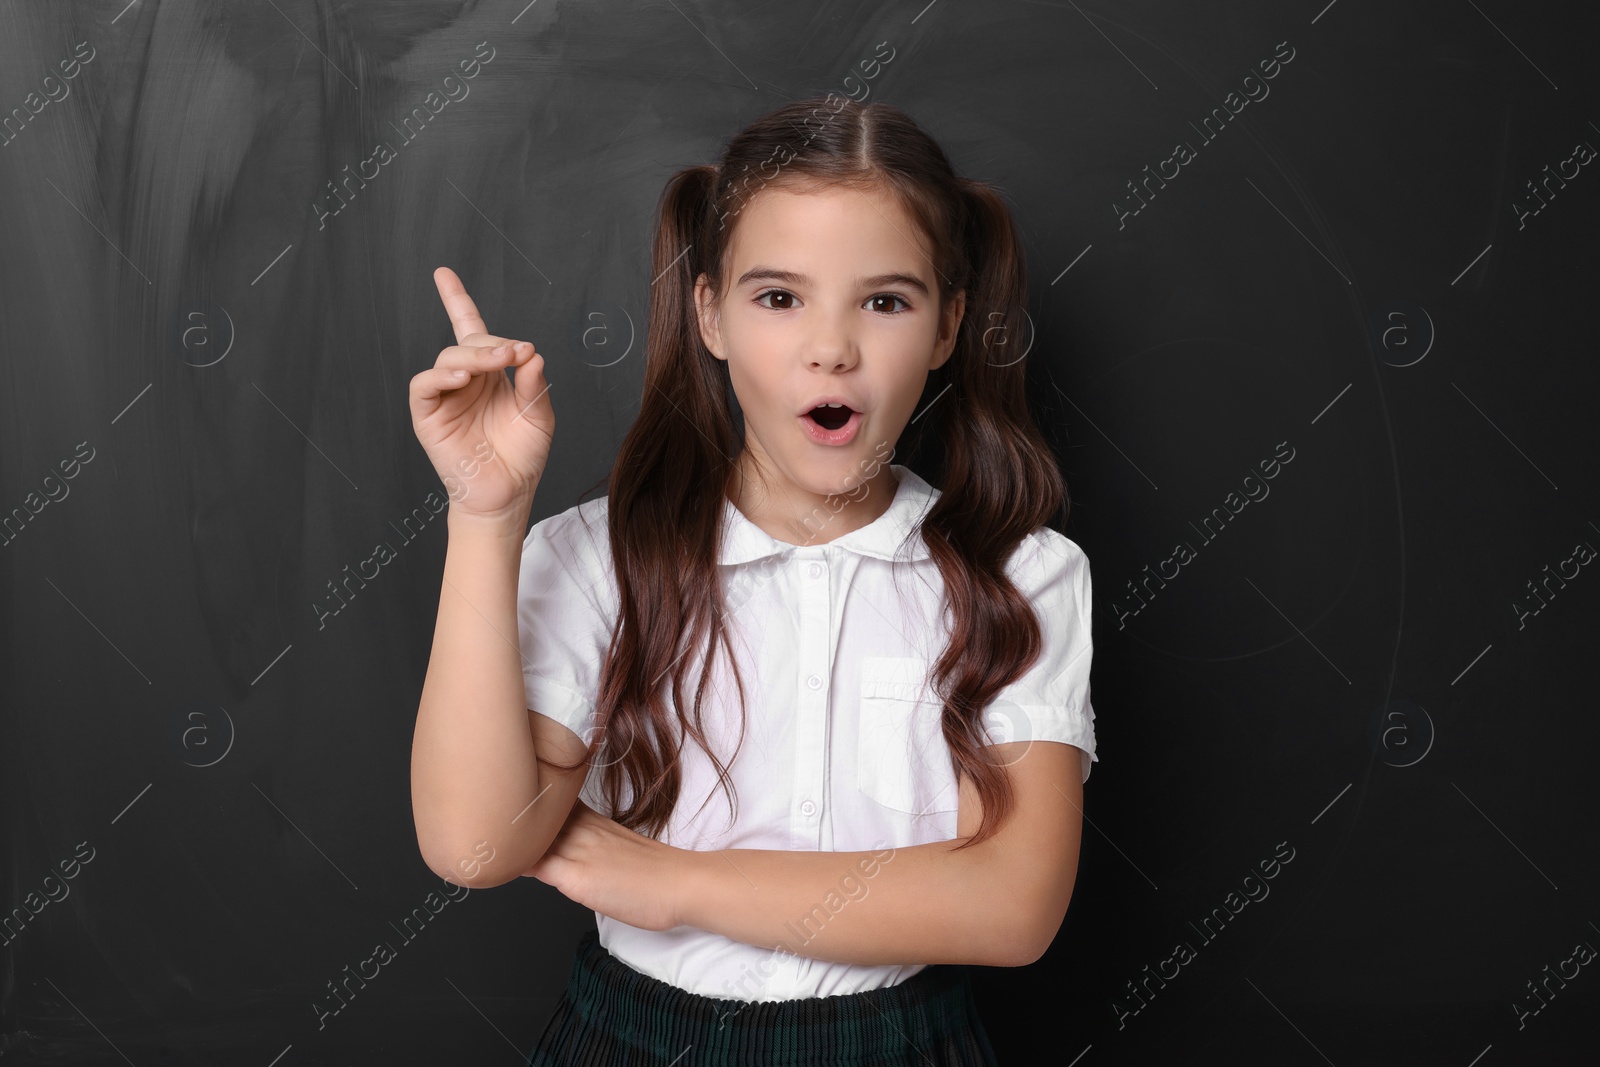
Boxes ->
[930,288,966,371]
[695,273,726,361]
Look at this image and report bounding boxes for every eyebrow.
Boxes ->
[734,267,931,298]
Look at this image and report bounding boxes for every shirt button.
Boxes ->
[808,562,822,579]
[806,674,822,690]
[800,800,817,817]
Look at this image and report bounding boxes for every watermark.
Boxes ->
[720,437,897,620]
[452,839,497,883]
[835,40,896,104]
[1366,301,1435,368]
[580,306,637,368]
[179,703,236,768]
[171,300,236,367]
[1512,533,1594,630]
[311,490,447,629]
[1511,930,1595,1030]
[1513,134,1595,230]
[1367,699,1434,767]
[781,437,899,543]
[311,876,471,1029]
[1111,839,1296,1029]
[1111,440,1297,629]
[313,440,497,630]
[0,40,96,150]
[1114,40,1297,230]
[314,41,496,231]
[979,306,1036,369]
[2,841,96,948]
[713,842,897,1022]
[976,697,1044,770]
[717,42,897,232]
[439,438,497,506]
[0,440,97,549]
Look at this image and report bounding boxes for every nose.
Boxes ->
[805,305,859,371]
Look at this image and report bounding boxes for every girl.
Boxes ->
[409,95,1098,1066]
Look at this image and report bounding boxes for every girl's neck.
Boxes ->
[726,459,901,549]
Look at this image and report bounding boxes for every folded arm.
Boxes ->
[677,740,1086,968]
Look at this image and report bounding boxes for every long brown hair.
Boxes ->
[546,96,1069,849]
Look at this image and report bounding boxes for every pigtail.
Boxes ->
[648,165,719,385]
[920,179,1070,850]
[585,164,751,839]
[935,179,1064,532]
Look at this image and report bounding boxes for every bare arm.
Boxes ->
[410,505,590,889]
[529,740,1086,966]
[676,741,1084,967]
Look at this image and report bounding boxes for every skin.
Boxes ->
[522,181,1085,968]
[694,181,965,546]
[526,743,1085,967]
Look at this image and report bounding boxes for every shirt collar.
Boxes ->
[718,464,938,565]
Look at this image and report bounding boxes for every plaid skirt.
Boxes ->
[525,931,999,1066]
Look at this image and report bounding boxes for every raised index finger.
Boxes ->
[433,266,490,345]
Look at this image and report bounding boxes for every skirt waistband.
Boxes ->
[537,930,995,1065]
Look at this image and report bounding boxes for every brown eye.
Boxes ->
[869,294,910,314]
[756,289,795,310]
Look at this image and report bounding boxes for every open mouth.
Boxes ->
[805,404,855,431]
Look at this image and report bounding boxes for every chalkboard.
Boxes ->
[3,1,1596,1064]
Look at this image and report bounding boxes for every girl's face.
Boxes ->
[694,182,964,535]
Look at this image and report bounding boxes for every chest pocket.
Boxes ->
[856,656,960,816]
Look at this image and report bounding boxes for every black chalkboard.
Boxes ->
[3,1,1597,1064]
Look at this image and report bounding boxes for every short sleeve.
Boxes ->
[981,529,1099,783]
[517,503,617,743]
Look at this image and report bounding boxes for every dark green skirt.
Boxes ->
[526,931,999,1066]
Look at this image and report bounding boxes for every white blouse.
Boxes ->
[516,464,1097,1001]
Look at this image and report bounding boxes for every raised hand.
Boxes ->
[409,267,555,522]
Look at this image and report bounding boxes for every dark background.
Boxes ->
[3,1,1597,1064]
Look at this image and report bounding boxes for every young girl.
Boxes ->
[409,95,1098,1066]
